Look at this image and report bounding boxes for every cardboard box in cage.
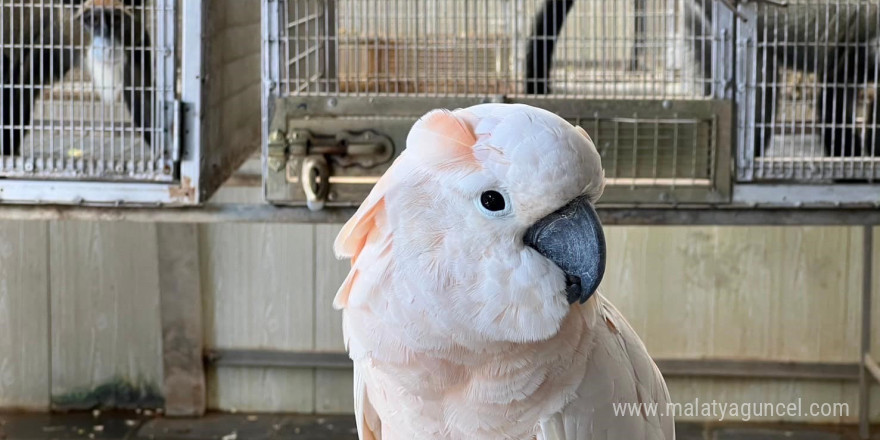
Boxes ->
[336,36,514,95]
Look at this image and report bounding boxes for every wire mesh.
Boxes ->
[739,0,880,182]
[276,0,724,191]
[576,114,716,188]
[0,0,175,182]
[280,0,721,99]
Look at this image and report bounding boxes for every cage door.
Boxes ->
[264,0,737,207]
[735,0,880,183]
[0,0,178,182]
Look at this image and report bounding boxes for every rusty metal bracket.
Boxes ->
[269,129,394,210]
[283,129,394,169]
[267,131,287,172]
[301,155,331,211]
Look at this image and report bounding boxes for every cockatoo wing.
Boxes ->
[539,295,674,440]
[334,155,392,440]
[353,361,382,440]
[334,109,481,440]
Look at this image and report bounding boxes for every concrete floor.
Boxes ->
[1,412,878,440]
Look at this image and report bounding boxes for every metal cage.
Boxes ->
[736,0,880,184]
[263,0,735,208]
[264,0,880,208]
[0,0,260,206]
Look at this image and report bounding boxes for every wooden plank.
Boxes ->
[205,350,862,381]
[603,225,876,423]
[860,226,874,437]
[671,378,878,424]
[604,226,861,362]
[208,350,351,369]
[313,224,354,414]
[657,359,860,381]
[667,378,850,423]
[298,224,880,419]
[873,227,880,360]
[157,224,206,417]
[201,188,317,412]
[0,221,50,410]
[4,205,880,226]
[873,227,880,425]
[49,221,163,410]
[206,368,314,414]
[865,355,880,385]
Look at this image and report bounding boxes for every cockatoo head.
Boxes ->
[335,103,606,344]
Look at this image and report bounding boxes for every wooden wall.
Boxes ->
[0,222,50,410]
[0,221,163,411]
[0,188,878,422]
[604,226,880,423]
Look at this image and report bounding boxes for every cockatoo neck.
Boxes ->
[344,299,602,439]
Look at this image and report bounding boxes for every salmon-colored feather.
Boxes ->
[334,196,389,309]
[335,178,389,261]
[334,109,480,309]
[405,109,481,172]
[336,109,476,262]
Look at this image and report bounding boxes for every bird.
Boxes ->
[334,103,674,440]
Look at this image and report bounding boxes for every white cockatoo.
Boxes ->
[334,103,674,440]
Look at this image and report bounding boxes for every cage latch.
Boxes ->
[267,130,289,172]
[272,129,394,211]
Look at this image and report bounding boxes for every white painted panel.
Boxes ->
[0,221,50,410]
[314,224,353,414]
[202,188,317,412]
[49,221,163,409]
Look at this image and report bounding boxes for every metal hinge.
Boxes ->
[267,129,393,210]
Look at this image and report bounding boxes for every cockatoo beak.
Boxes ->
[524,195,606,304]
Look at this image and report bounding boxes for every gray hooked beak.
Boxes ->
[524,195,606,304]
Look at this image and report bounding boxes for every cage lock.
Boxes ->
[270,129,394,211]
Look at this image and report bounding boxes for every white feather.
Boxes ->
[539,413,566,440]
[539,295,674,440]
[353,362,369,438]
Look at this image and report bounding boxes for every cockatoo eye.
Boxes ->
[476,190,511,217]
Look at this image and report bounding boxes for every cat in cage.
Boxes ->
[1,0,152,156]
[527,0,880,162]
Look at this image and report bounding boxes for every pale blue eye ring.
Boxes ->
[475,190,512,218]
